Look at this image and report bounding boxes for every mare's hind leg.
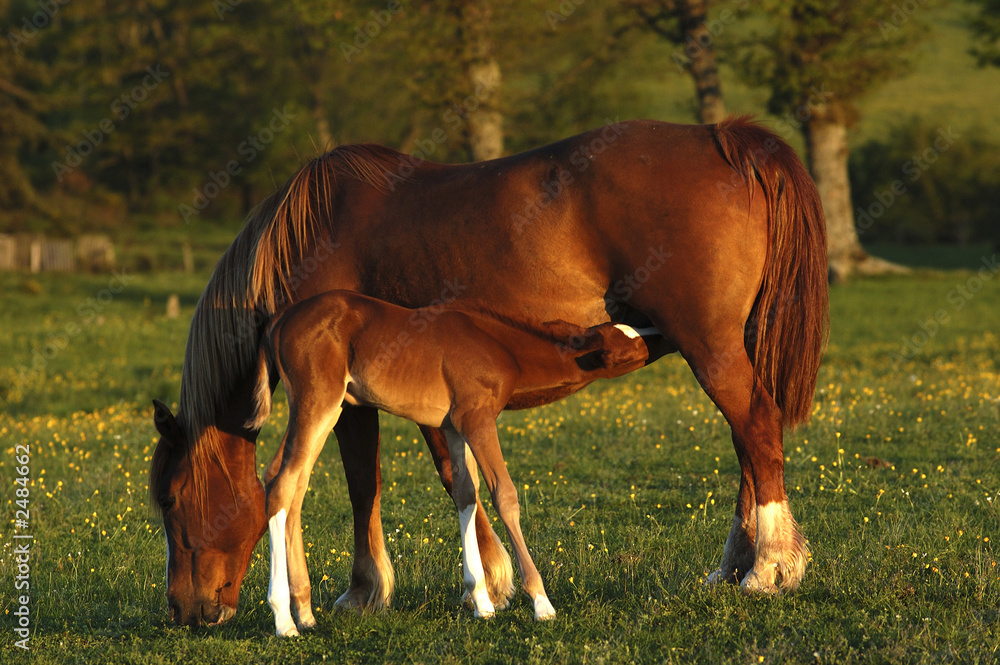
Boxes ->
[420,425,515,609]
[443,430,495,618]
[682,335,807,593]
[459,418,555,620]
[706,454,757,585]
[333,405,395,612]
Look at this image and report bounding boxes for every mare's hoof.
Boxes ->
[740,567,780,595]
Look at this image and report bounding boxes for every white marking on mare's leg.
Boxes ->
[267,509,299,637]
[741,500,807,594]
[458,504,495,619]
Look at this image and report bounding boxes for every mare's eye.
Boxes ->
[160,496,177,512]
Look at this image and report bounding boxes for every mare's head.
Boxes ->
[150,399,266,627]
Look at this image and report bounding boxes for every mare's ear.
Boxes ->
[152,399,183,442]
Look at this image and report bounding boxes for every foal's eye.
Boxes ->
[160,496,176,512]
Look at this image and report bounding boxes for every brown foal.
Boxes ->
[247,290,650,636]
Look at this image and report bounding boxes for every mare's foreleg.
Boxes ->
[334,405,395,612]
[420,425,514,609]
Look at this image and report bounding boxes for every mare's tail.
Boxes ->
[713,116,830,426]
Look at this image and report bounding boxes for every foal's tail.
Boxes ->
[714,116,829,427]
[245,337,275,431]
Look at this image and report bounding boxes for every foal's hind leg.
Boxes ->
[443,430,495,618]
[420,425,515,610]
[460,418,555,620]
[683,337,807,593]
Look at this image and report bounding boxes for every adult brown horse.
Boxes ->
[150,116,828,627]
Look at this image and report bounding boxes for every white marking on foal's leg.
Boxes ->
[458,504,495,619]
[267,509,299,637]
[533,593,557,621]
[613,324,660,339]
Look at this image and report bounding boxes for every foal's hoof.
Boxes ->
[464,590,511,612]
[533,596,557,621]
[275,624,301,638]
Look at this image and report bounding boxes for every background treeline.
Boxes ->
[1,0,998,254]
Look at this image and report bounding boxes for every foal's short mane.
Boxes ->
[150,144,403,509]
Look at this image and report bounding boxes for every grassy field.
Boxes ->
[1,253,999,663]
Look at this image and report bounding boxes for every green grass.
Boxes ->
[1,258,999,663]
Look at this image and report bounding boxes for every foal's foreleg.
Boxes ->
[420,425,514,609]
[463,420,555,620]
[443,431,495,618]
[266,405,340,637]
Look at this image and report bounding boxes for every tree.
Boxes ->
[971,0,1000,66]
[0,0,51,216]
[628,0,728,124]
[457,0,503,160]
[737,0,930,280]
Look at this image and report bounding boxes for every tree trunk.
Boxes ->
[312,102,334,152]
[460,0,503,161]
[804,104,906,281]
[466,59,503,160]
[676,0,726,124]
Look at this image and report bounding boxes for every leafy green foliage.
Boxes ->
[850,118,1000,245]
[735,0,932,120]
[971,0,1000,65]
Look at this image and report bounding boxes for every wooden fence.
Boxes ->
[0,234,115,273]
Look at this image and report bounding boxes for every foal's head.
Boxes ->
[150,400,266,627]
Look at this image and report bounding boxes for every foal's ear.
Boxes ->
[152,399,182,441]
